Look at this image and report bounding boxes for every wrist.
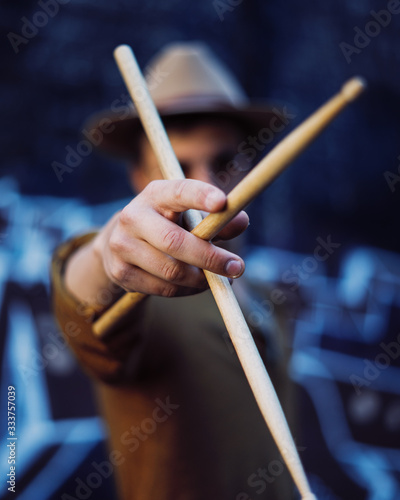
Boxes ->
[64,235,123,309]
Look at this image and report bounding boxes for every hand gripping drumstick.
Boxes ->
[94,68,366,335]
[95,43,366,500]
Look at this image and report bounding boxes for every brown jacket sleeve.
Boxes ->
[51,233,149,385]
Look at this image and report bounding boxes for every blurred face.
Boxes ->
[130,121,249,193]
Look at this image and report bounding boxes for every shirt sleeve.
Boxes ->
[51,232,150,385]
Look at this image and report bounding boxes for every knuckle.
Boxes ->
[197,185,213,205]
[160,227,185,255]
[160,259,185,283]
[202,245,220,271]
[108,233,126,256]
[174,179,187,202]
[159,284,179,298]
[119,206,133,226]
[109,261,131,285]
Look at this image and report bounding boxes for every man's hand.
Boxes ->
[93,179,249,298]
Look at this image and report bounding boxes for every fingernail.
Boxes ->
[225,259,243,278]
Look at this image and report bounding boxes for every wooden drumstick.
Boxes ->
[97,44,330,500]
[192,76,366,240]
[93,73,366,335]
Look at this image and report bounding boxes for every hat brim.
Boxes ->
[86,103,283,160]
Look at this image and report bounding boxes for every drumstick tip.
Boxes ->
[341,76,367,102]
[114,44,133,61]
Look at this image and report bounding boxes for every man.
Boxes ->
[52,42,295,499]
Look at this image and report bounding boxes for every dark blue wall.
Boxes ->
[2,0,400,255]
[1,2,400,499]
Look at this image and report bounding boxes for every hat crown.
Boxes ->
[143,42,249,112]
[87,41,276,158]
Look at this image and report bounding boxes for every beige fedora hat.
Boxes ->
[87,41,279,158]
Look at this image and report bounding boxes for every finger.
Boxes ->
[108,258,208,298]
[110,237,209,289]
[213,211,249,241]
[134,212,245,278]
[143,179,227,216]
